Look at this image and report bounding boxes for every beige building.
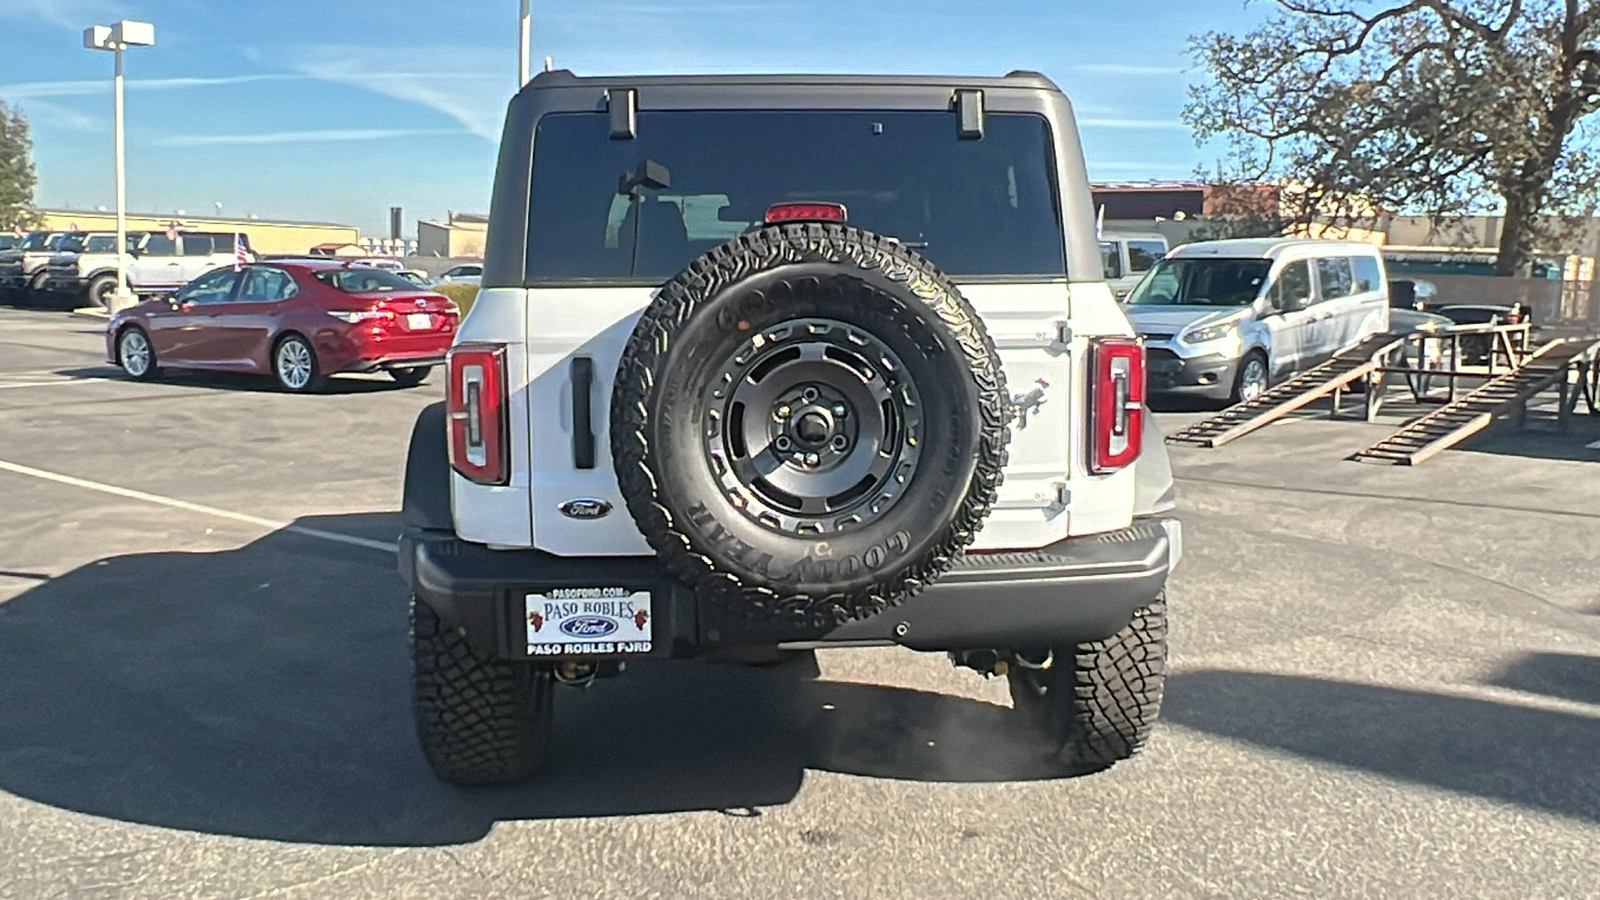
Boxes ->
[417,212,488,259]
[35,209,360,255]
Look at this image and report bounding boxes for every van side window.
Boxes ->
[1099,241,1122,278]
[1127,240,1166,274]
[1274,260,1313,310]
[1350,256,1382,293]
[181,234,216,256]
[142,235,177,257]
[1316,257,1354,301]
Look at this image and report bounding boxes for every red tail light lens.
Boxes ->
[1090,337,1145,474]
[447,343,508,485]
[764,202,848,224]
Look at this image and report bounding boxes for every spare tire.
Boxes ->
[611,222,1010,627]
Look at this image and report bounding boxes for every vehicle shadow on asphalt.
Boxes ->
[52,366,432,395]
[1162,669,1600,824]
[1487,651,1600,706]
[0,513,1065,847]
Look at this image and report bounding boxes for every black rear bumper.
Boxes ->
[401,517,1179,660]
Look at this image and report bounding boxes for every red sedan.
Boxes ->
[106,259,460,391]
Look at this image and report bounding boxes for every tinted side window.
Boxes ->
[1127,240,1166,273]
[1350,255,1382,293]
[1273,260,1314,310]
[1316,257,1354,301]
[238,267,297,302]
[182,235,217,256]
[178,268,238,304]
[526,110,1066,282]
[143,235,177,257]
[1099,242,1123,278]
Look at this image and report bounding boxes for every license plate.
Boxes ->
[406,312,431,330]
[526,588,652,656]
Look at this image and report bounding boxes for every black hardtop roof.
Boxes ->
[518,68,1061,96]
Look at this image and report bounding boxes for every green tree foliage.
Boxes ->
[0,100,40,232]
[1186,1,1600,275]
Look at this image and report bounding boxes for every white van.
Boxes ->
[1123,238,1389,404]
[1099,231,1169,298]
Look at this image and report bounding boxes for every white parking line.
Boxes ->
[0,458,399,553]
[0,379,94,391]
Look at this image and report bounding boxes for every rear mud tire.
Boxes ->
[611,223,1010,627]
[411,596,552,785]
[1007,594,1168,774]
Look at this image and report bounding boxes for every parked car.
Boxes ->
[432,263,481,285]
[41,231,142,308]
[106,259,459,391]
[398,69,1181,785]
[121,231,255,298]
[1125,238,1390,404]
[0,231,70,303]
[1099,231,1169,298]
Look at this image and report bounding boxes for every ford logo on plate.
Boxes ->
[558,498,613,520]
[560,616,618,638]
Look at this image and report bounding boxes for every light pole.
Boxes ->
[518,0,531,87]
[83,20,154,313]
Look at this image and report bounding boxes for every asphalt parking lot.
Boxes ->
[1,306,1598,899]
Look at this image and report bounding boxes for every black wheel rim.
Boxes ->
[702,318,922,535]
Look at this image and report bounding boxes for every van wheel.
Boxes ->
[1231,352,1269,405]
[1007,594,1168,774]
[411,596,553,784]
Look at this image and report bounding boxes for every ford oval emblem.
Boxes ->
[560,616,618,638]
[559,498,613,520]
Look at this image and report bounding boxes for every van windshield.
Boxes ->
[1126,258,1270,306]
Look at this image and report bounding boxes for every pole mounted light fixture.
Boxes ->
[83,19,154,313]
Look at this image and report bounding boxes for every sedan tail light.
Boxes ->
[447,343,508,485]
[1089,337,1145,474]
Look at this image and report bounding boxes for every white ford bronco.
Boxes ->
[399,70,1181,784]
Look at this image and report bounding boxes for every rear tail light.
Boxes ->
[448,343,508,485]
[1089,337,1145,474]
[764,202,848,224]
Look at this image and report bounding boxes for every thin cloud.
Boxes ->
[151,128,465,147]
[1078,117,1189,130]
[292,47,508,141]
[1072,64,1186,76]
[10,98,100,132]
[0,0,124,29]
[0,75,302,100]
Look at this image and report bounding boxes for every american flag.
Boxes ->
[233,233,250,268]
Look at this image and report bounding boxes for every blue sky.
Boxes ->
[0,0,1258,235]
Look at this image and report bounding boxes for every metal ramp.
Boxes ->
[1165,333,1401,448]
[1349,339,1598,465]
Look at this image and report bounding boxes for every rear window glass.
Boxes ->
[525,110,1065,283]
[315,269,422,292]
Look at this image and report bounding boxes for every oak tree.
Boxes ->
[1186,0,1600,275]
